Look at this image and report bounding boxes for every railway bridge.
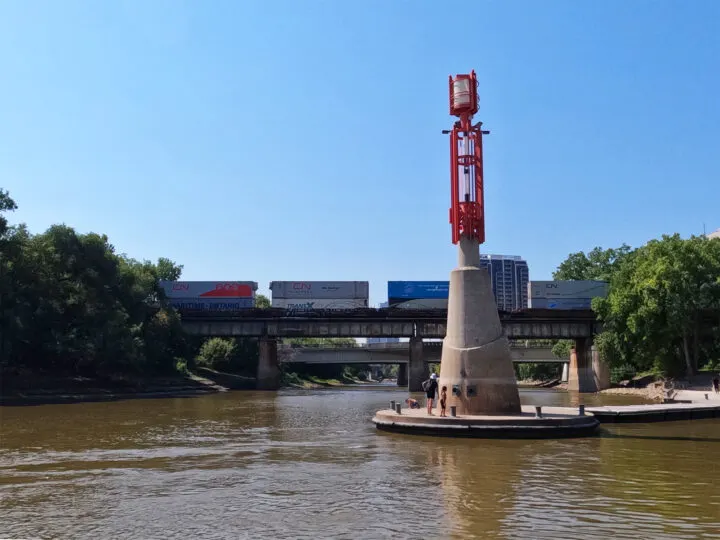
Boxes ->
[180,308,604,392]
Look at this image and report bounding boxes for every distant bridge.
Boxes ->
[278,342,564,365]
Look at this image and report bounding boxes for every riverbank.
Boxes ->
[598,371,720,403]
[281,372,379,389]
[0,372,225,406]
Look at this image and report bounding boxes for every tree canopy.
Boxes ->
[0,189,190,377]
[552,235,720,376]
[553,244,633,281]
[594,234,720,376]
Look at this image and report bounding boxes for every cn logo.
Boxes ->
[546,284,559,289]
[292,282,312,290]
[172,283,189,291]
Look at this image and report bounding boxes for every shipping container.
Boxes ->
[271,298,368,310]
[160,281,257,299]
[388,298,449,309]
[270,281,369,300]
[168,298,255,311]
[527,280,608,300]
[528,298,594,310]
[388,281,449,300]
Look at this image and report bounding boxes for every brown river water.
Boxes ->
[1,387,718,539]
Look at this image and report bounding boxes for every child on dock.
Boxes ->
[440,386,448,417]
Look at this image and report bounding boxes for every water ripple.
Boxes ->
[1,390,718,539]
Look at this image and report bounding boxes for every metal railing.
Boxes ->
[277,341,550,350]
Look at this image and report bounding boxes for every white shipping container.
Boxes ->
[169,298,255,311]
[160,281,257,299]
[271,298,368,310]
[528,280,608,300]
[270,281,369,300]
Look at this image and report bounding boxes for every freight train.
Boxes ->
[159,279,608,312]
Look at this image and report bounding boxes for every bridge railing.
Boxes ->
[277,341,551,350]
[176,307,596,320]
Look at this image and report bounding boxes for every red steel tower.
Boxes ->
[448,71,489,245]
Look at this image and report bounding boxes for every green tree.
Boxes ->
[255,293,271,308]
[553,244,633,281]
[196,338,237,370]
[0,188,191,378]
[595,234,720,376]
[551,244,634,362]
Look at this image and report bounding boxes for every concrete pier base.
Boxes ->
[397,363,408,387]
[592,346,611,391]
[438,237,521,415]
[568,338,611,393]
[561,362,569,383]
[408,337,428,392]
[373,406,599,438]
[257,338,280,390]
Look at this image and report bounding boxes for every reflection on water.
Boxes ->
[1,388,718,539]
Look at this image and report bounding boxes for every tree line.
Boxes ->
[552,238,720,378]
[0,188,357,382]
[0,189,193,379]
[3,186,718,384]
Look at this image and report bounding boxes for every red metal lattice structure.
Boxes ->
[448,71,488,245]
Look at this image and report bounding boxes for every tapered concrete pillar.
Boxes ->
[408,337,429,392]
[592,345,611,390]
[567,338,595,393]
[438,237,522,415]
[257,338,280,390]
[397,363,408,387]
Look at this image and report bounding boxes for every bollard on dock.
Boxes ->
[450,405,457,417]
[579,404,585,416]
[395,403,401,414]
[535,406,542,418]
[390,400,396,410]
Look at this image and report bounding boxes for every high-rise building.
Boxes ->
[707,228,720,240]
[479,254,529,311]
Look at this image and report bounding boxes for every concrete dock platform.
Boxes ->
[373,405,600,438]
[586,402,720,423]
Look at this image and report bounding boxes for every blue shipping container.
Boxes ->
[388,281,449,300]
[529,298,592,310]
[169,298,255,311]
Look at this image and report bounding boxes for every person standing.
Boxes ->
[422,373,439,415]
[439,385,448,417]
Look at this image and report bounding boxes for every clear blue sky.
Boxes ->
[1,0,718,305]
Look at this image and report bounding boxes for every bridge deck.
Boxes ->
[180,308,599,339]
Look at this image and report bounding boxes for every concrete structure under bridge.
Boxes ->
[179,308,604,392]
[278,341,570,389]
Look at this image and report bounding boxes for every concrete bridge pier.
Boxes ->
[257,338,280,390]
[592,345,611,391]
[397,363,408,387]
[408,337,429,392]
[567,338,594,392]
[568,339,611,393]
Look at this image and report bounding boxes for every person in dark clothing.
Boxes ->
[423,373,439,415]
[712,376,719,394]
[439,385,448,417]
